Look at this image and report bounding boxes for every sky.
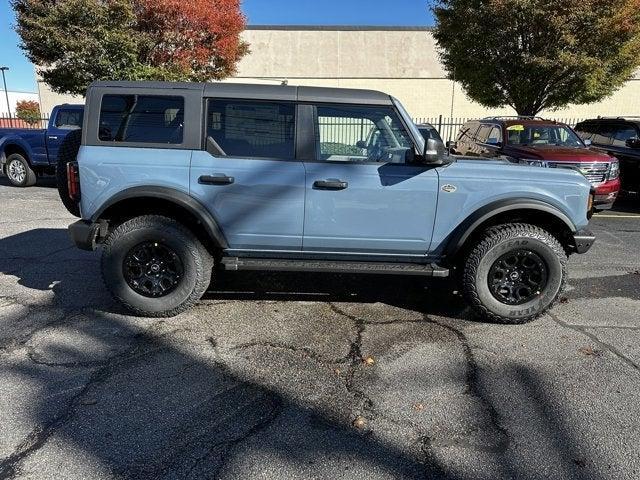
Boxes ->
[0,0,434,93]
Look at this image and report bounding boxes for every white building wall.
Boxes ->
[35,26,640,120]
[0,90,39,116]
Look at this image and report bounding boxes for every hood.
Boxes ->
[505,145,612,162]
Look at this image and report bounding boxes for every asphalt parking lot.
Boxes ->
[0,177,639,480]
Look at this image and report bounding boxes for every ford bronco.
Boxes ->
[62,81,595,323]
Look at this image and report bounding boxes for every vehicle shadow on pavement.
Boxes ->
[0,228,597,478]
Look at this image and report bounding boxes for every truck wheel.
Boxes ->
[5,153,36,187]
[462,223,567,324]
[56,129,82,217]
[101,215,213,317]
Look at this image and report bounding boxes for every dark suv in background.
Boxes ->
[574,117,640,195]
[452,117,620,209]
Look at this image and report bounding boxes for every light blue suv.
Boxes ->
[61,81,595,323]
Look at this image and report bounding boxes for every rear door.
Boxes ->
[301,103,439,256]
[190,98,306,251]
[46,108,83,163]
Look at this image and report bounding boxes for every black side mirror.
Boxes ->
[422,138,446,163]
[356,140,367,149]
[626,138,640,149]
[405,148,415,164]
[446,140,458,151]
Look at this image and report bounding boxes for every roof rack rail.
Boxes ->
[481,115,549,121]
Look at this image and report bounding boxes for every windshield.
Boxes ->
[506,125,584,147]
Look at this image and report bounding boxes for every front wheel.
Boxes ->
[462,223,567,324]
[101,215,213,317]
[5,153,36,187]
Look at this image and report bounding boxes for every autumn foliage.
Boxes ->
[15,100,41,126]
[12,0,249,95]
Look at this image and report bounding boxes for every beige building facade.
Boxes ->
[37,25,640,121]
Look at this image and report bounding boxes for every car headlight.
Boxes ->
[520,159,548,168]
[608,160,620,180]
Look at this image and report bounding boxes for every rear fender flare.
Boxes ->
[91,186,228,249]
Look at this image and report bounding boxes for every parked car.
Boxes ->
[574,117,640,195]
[416,123,443,143]
[63,81,594,324]
[0,104,84,187]
[452,117,620,209]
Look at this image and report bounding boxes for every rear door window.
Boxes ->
[54,109,83,130]
[206,99,295,159]
[592,123,616,145]
[475,125,493,143]
[612,125,639,147]
[98,95,184,144]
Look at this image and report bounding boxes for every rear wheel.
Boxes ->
[101,215,213,317]
[5,153,36,187]
[462,223,567,324]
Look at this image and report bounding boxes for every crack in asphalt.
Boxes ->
[0,322,175,480]
[551,313,640,374]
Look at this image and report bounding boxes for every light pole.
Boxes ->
[0,67,10,120]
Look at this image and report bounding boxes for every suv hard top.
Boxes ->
[453,117,620,209]
[62,81,595,324]
[574,117,640,195]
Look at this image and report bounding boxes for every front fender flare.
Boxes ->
[91,186,229,249]
[443,198,576,258]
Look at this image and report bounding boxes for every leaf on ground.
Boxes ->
[363,355,375,366]
[352,416,367,430]
[578,346,602,357]
[412,403,425,412]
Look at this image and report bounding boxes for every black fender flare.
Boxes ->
[91,186,228,248]
[443,198,576,258]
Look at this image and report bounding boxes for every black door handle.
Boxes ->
[199,175,235,185]
[313,179,348,190]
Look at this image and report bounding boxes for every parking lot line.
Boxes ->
[594,214,640,219]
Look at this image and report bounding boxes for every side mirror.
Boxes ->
[422,138,446,163]
[446,140,458,151]
[356,140,367,149]
[626,138,640,149]
[584,139,592,147]
[405,148,415,164]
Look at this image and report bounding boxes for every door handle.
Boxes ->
[199,174,235,185]
[313,179,348,191]
[48,136,58,140]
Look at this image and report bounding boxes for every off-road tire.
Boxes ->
[5,153,36,187]
[101,215,214,317]
[462,223,567,324]
[56,129,82,217]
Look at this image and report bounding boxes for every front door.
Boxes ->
[302,104,440,256]
[190,98,305,251]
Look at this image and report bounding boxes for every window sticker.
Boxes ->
[507,125,525,131]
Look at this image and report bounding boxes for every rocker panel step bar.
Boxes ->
[221,257,449,277]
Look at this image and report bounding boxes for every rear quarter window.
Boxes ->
[98,95,185,144]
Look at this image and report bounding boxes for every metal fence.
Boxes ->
[0,114,51,129]
[414,115,586,142]
[0,113,586,141]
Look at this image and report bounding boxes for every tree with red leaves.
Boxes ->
[12,0,249,95]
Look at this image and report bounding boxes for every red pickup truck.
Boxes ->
[452,117,620,209]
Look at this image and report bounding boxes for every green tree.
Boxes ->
[12,0,248,96]
[432,0,640,116]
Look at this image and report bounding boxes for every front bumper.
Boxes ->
[572,228,596,254]
[68,220,105,251]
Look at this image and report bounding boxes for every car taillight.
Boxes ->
[67,162,80,201]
